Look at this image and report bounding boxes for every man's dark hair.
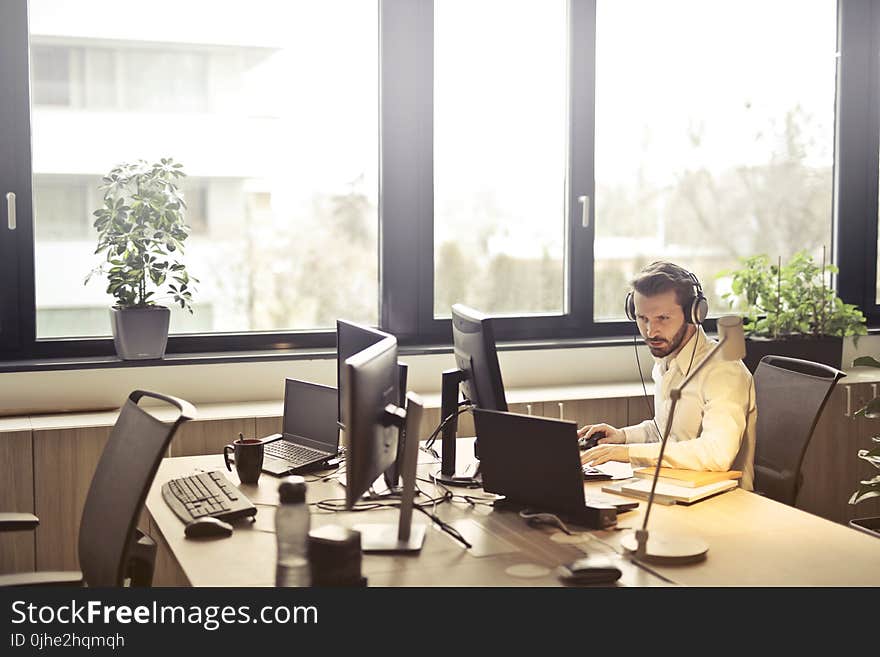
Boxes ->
[630,261,697,309]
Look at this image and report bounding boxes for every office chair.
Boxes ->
[753,355,844,506]
[0,390,196,587]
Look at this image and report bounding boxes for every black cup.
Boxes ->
[223,438,264,484]
[307,525,367,587]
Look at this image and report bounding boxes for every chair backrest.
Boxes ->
[77,390,196,586]
[753,355,844,506]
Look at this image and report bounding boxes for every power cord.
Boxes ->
[422,400,474,456]
[518,510,574,535]
[581,531,678,585]
[312,486,474,550]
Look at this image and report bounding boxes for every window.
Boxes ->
[23,0,380,344]
[433,0,568,318]
[1,0,878,360]
[594,0,837,320]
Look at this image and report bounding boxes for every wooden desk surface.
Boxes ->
[145,442,880,587]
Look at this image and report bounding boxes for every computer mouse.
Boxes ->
[557,555,622,586]
[578,431,606,450]
[184,516,233,539]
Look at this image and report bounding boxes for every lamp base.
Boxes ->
[620,530,708,565]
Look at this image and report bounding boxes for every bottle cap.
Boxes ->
[278,475,307,503]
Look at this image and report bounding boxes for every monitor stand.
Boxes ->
[430,368,481,487]
[355,394,426,552]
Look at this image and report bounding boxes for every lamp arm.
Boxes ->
[641,394,679,532]
[640,336,725,532]
[676,336,726,393]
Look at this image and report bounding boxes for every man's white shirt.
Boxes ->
[622,326,757,490]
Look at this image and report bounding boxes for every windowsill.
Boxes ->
[3,329,880,418]
[0,334,640,374]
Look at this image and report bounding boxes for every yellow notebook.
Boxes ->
[633,467,742,489]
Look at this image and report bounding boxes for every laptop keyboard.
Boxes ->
[265,440,327,465]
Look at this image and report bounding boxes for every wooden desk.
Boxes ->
[145,442,880,587]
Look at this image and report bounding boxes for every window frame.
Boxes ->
[0,0,876,363]
[836,0,880,325]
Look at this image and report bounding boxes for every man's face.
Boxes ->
[633,289,693,358]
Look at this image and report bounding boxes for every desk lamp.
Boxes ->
[620,315,746,564]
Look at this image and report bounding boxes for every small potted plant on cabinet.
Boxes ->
[85,158,197,360]
[718,250,866,372]
[849,355,880,539]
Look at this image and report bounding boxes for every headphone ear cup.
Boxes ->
[624,291,636,321]
[693,294,708,325]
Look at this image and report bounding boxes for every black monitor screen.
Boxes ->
[337,320,392,427]
[342,336,400,509]
[451,304,508,411]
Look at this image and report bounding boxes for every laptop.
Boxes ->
[472,408,638,526]
[262,379,340,475]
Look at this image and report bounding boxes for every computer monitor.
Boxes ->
[336,319,389,428]
[343,336,425,552]
[336,319,408,492]
[433,303,508,486]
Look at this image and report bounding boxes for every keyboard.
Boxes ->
[264,440,329,467]
[161,470,257,524]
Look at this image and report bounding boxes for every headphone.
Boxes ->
[624,267,708,325]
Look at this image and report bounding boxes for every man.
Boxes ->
[579,261,756,490]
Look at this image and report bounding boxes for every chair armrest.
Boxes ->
[0,571,83,587]
[0,513,39,532]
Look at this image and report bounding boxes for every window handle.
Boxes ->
[578,195,590,228]
[6,192,15,230]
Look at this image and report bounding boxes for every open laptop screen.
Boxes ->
[282,379,339,452]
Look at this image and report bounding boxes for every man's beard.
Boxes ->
[645,321,690,358]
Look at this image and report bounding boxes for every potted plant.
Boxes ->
[848,355,880,539]
[718,250,866,372]
[85,158,197,360]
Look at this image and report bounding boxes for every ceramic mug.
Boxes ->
[223,436,264,484]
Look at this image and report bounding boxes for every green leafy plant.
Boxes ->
[85,158,197,312]
[718,250,866,339]
[850,356,880,506]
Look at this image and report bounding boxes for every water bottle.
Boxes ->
[275,475,311,587]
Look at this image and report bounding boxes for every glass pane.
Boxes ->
[594,0,836,320]
[30,0,379,339]
[433,0,567,318]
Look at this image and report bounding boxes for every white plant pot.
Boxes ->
[110,306,170,360]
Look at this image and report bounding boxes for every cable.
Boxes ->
[413,504,472,549]
[633,331,664,442]
[518,510,574,535]
[423,401,474,453]
[582,531,678,585]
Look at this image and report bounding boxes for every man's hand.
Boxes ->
[577,423,625,444]
[581,444,630,466]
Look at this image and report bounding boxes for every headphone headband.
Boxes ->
[624,267,708,325]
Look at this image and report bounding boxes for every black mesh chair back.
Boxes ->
[78,390,196,586]
[753,355,844,506]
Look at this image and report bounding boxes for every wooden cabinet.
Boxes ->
[798,382,880,524]
[541,398,628,429]
[33,425,112,571]
[0,424,34,574]
[5,376,878,576]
